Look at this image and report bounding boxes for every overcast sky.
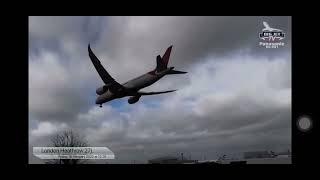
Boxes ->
[29,16,291,164]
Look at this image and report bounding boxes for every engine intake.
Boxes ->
[128,95,141,104]
[96,85,108,95]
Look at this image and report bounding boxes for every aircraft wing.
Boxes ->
[88,44,123,89]
[137,90,177,96]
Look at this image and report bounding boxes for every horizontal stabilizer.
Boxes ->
[137,90,177,96]
[167,69,187,74]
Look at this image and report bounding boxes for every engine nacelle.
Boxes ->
[128,95,141,104]
[96,85,108,95]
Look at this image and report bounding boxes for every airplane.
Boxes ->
[88,44,187,107]
[262,21,282,32]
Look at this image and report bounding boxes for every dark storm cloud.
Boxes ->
[29,16,291,83]
[95,16,291,70]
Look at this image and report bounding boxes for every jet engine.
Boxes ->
[128,95,141,104]
[96,85,109,95]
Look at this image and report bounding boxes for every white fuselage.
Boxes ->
[123,68,170,90]
[95,68,170,104]
[123,73,161,90]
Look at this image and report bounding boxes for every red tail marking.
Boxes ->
[161,45,172,67]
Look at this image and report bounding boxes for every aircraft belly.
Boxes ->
[101,90,113,99]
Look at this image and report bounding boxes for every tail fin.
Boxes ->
[162,45,172,67]
[156,55,166,72]
[156,45,173,72]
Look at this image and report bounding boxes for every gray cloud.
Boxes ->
[29,16,291,81]
[29,16,291,164]
[29,50,91,122]
[96,16,291,70]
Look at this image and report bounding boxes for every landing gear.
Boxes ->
[99,104,102,108]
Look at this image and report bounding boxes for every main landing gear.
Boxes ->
[99,104,102,108]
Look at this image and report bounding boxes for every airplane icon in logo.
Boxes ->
[262,21,282,32]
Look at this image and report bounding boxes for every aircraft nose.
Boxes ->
[95,96,102,104]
